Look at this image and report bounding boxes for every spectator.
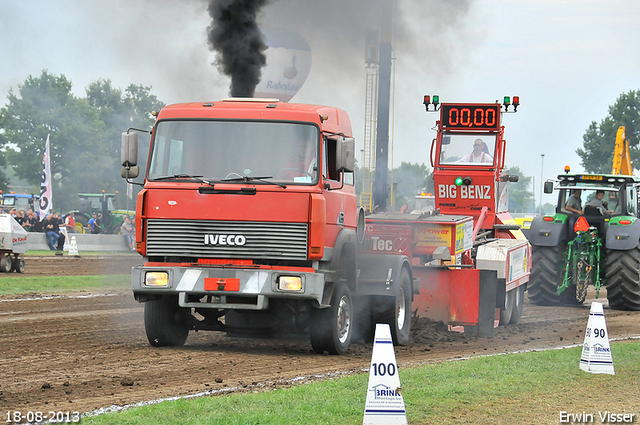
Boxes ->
[44,214,59,250]
[21,213,32,232]
[88,212,102,234]
[64,212,76,233]
[96,212,106,233]
[30,211,43,233]
[15,210,25,226]
[121,215,136,251]
[52,212,66,251]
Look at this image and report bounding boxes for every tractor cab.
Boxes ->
[542,173,640,239]
[427,98,519,231]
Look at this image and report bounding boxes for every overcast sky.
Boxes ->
[2,0,639,207]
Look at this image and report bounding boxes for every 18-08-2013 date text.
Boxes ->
[6,410,80,423]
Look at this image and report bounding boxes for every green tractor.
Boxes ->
[528,172,640,310]
[74,193,135,234]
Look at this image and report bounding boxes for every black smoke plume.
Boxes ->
[207,0,270,97]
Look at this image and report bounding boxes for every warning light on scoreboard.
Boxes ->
[423,94,440,112]
[503,96,520,112]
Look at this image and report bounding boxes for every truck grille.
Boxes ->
[145,219,308,260]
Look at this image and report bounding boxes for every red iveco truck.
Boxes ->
[121,98,527,354]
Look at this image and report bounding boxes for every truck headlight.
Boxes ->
[145,271,169,287]
[278,276,303,291]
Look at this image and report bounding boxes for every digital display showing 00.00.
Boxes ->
[441,104,501,130]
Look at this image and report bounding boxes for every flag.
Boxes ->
[39,134,52,221]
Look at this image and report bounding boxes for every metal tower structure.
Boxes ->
[360,31,380,212]
[360,0,393,213]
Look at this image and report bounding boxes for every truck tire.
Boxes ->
[144,296,190,347]
[352,296,373,343]
[384,269,412,345]
[509,285,525,325]
[605,246,640,311]
[310,283,353,355]
[499,289,515,326]
[528,245,564,305]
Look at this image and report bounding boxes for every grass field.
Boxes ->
[0,275,130,295]
[78,342,640,425]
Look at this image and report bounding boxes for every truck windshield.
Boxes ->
[438,133,496,166]
[148,120,320,185]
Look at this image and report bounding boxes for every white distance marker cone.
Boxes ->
[580,302,614,375]
[363,323,407,425]
[68,236,79,256]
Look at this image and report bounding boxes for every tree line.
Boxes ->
[1,70,634,214]
[0,70,164,212]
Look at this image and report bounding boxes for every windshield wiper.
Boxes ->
[221,175,287,188]
[152,174,215,187]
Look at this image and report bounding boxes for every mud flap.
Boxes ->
[468,270,498,337]
[411,266,497,337]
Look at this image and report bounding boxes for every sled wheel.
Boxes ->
[509,285,525,325]
[499,288,515,326]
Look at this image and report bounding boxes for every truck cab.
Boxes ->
[430,102,520,235]
[122,99,363,354]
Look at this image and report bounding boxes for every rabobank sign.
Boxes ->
[264,81,301,92]
[254,27,311,103]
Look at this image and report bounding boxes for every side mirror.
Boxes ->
[121,166,140,179]
[544,181,554,194]
[121,132,138,167]
[336,137,355,173]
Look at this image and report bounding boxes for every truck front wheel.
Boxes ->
[605,246,640,311]
[310,283,353,355]
[144,296,190,347]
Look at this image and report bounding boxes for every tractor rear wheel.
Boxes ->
[528,245,564,305]
[144,296,190,347]
[605,246,640,311]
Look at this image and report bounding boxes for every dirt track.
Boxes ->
[1,255,639,418]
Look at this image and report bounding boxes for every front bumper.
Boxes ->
[132,265,325,310]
